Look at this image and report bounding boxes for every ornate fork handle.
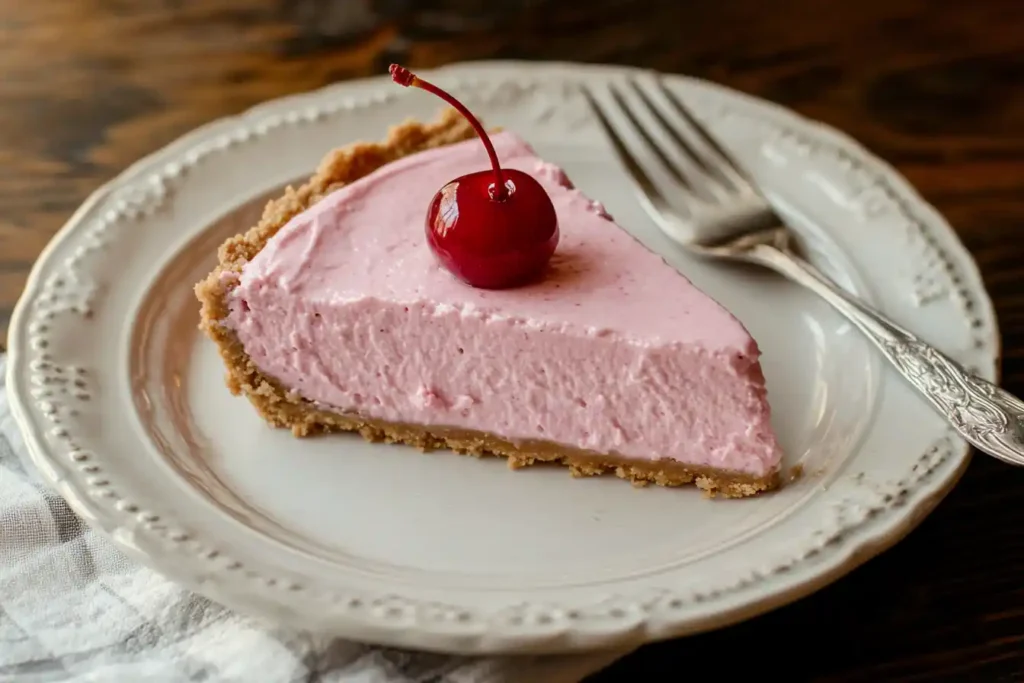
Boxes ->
[749,240,1024,467]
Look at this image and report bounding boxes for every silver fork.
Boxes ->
[582,77,1024,468]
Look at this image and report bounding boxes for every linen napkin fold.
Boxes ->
[0,355,630,682]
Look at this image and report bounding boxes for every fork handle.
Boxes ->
[749,242,1024,467]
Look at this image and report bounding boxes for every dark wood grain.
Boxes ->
[2,1,1023,680]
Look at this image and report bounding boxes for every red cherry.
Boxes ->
[390,64,559,289]
[426,169,559,289]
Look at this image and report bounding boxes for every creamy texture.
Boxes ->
[226,133,781,475]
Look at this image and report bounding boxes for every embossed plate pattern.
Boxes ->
[6,62,998,654]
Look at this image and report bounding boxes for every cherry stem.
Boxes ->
[390,64,508,201]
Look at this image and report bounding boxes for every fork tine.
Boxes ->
[644,78,753,192]
[602,78,741,204]
[580,84,699,212]
[624,79,734,198]
[580,84,702,241]
[605,85,692,190]
[605,83,733,205]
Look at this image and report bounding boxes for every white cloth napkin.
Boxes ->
[0,355,629,682]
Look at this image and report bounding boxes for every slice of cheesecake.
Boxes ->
[196,109,783,497]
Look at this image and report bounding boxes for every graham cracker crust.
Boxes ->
[195,109,780,499]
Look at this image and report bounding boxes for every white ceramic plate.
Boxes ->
[7,61,998,655]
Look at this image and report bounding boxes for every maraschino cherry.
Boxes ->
[390,64,558,289]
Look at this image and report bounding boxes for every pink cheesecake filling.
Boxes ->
[225,132,782,476]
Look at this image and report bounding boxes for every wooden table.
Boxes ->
[3,1,1023,679]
